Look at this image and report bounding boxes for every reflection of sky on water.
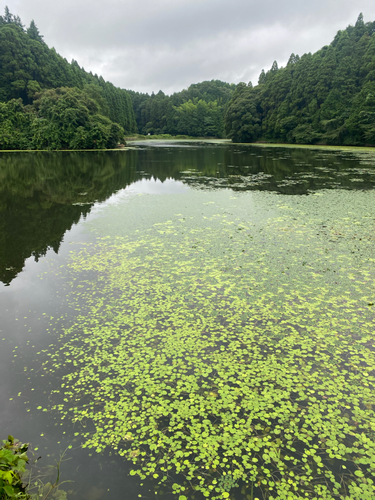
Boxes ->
[123,177,190,196]
[125,177,190,195]
[95,177,190,210]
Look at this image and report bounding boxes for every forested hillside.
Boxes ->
[225,14,375,146]
[127,80,235,137]
[0,7,136,149]
[3,7,375,148]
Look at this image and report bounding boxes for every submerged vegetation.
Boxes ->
[31,184,375,499]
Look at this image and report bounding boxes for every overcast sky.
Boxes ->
[4,0,375,95]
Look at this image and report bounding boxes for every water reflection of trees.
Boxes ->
[1,145,374,285]
[0,151,138,285]
[133,143,375,194]
[182,145,375,194]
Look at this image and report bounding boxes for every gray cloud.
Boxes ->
[5,0,375,94]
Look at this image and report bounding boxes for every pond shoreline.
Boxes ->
[2,138,375,153]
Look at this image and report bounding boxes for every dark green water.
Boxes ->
[1,141,375,500]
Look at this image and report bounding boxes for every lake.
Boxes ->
[1,140,375,500]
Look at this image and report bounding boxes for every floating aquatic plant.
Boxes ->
[36,189,375,499]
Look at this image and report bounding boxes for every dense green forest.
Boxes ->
[0,7,136,149]
[127,80,235,137]
[2,8,375,148]
[129,13,375,145]
[0,5,232,148]
[225,13,375,146]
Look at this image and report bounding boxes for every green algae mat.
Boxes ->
[36,184,375,500]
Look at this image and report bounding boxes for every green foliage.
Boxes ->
[174,99,224,137]
[0,436,29,499]
[0,6,23,29]
[225,84,262,142]
[0,99,33,150]
[127,80,235,137]
[178,80,236,104]
[225,13,375,146]
[0,436,69,500]
[0,7,136,135]
[26,20,44,43]
[0,87,125,150]
[346,81,375,144]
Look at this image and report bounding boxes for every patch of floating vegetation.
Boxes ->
[172,147,375,195]
[36,189,375,499]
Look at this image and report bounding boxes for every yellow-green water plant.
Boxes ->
[36,192,375,499]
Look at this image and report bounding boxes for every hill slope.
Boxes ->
[0,8,136,149]
[225,14,375,146]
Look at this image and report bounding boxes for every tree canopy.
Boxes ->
[127,80,236,138]
[0,6,136,149]
[225,13,375,146]
[3,7,375,147]
[0,88,126,150]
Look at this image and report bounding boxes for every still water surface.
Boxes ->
[1,141,375,499]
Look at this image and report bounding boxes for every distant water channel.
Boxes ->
[1,141,375,500]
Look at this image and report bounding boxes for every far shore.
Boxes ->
[1,137,375,153]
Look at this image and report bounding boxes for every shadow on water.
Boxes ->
[1,142,375,285]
